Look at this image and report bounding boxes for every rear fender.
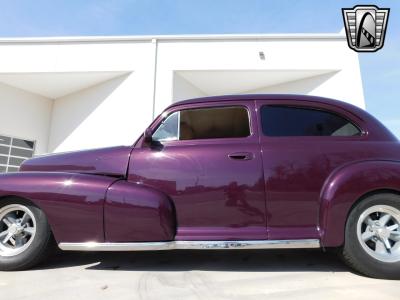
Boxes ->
[0,172,118,243]
[105,180,175,242]
[320,160,400,247]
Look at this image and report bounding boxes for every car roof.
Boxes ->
[168,94,361,117]
[170,94,353,110]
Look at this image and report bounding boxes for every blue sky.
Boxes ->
[0,0,399,136]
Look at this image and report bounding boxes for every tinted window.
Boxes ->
[152,106,250,142]
[0,145,9,155]
[152,111,180,142]
[10,148,33,158]
[12,138,35,149]
[9,157,26,166]
[0,134,35,173]
[0,155,7,164]
[0,136,11,145]
[7,167,19,173]
[261,106,361,137]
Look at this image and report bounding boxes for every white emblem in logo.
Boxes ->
[342,5,390,52]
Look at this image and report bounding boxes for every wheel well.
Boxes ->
[0,195,37,207]
[349,189,400,215]
[340,188,400,246]
[0,195,55,235]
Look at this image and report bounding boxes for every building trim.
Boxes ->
[151,39,158,119]
[0,33,347,44]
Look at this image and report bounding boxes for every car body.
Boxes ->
[1,94,400,278]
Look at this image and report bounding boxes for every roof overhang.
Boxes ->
[174,69,338,96]
[0,71,130,98]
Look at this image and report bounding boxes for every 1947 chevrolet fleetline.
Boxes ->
[1,94,400,279]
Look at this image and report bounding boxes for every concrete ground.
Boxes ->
[0,249,399,300]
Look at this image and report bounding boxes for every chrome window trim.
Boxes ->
[153,105,252,143]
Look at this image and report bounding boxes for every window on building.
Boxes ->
[152,106,250,142]
[0,135,35,173]
[261,105,361,137]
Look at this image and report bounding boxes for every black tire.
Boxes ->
[0,198,53,271]
[342,193,400,279]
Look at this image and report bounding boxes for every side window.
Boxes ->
[261,105,361,137]
[152,106,250,142]
[152,111,180,142]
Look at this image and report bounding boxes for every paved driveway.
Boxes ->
[0,249,399,299]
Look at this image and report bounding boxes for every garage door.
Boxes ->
[0,135,35,173]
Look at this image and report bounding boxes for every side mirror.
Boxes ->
[143,128,153,146]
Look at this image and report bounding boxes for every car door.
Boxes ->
[256,99,363,240]
[127,101,267,241]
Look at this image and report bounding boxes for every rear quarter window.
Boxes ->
[261,105,361,137]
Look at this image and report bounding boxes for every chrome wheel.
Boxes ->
[357,205,400,263]
[0,204,36,257]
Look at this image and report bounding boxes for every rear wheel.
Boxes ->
[0,199,52,271]
[343,193,400,279]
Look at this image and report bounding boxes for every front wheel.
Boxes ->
[0,199,52,271]
[342,193,400,279]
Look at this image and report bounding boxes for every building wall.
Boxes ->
[154,38,364,113]
[0,40,157,153]
[173,73,207,102]
[248,69,364,108]
[0,34,365,155]
[48,73,154,152]
[0,82,52,154]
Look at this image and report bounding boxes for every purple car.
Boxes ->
[0,94,400,278]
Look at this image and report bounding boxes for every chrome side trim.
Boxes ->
[58,239,320,251]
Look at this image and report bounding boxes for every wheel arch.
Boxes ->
[342,188,400,240]
[347,188,400,219]
[0,172,119,243]
[0,194,62,247]
[319,160,400,247]
[0,194,47,207]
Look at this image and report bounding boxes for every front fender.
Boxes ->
[320,160,400,247]
[0,172,118,243]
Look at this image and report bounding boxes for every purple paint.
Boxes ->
[20,146,131,177]
[0,94,399,247]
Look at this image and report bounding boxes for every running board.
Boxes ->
[58,239,320,251]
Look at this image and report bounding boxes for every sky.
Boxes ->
[0,0,399,136]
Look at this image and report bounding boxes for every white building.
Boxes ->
[0,33,364,172]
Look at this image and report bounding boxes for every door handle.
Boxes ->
[228,152,254,161]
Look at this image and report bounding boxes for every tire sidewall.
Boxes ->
[0,199,51,271]
[345,193,400,279]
